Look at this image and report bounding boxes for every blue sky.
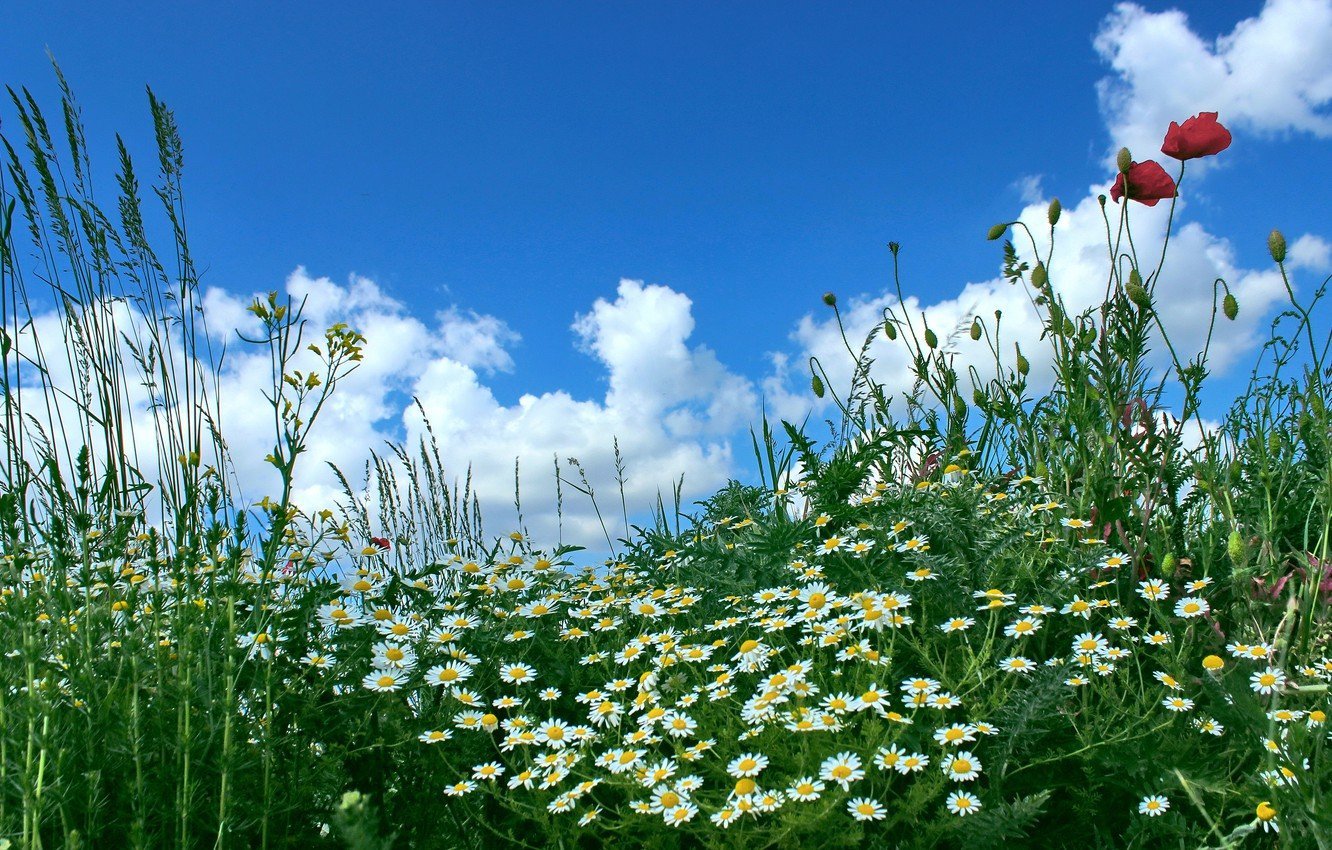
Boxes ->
[3,1,1330,560]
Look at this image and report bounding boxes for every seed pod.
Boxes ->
[822,292,837,307]
[1117,147,1133,174]
[1048,198,1062,227]
[1031,263,1048,290]
[1268,229,1286,264]
[970,318,982,341]
[924,328,938,349]
[987,223,1009,241]
[1223,292,1238,321]
[884,322,897,341]
[1227,529,1246,565]
[811,374,825,398]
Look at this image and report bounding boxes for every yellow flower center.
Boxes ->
[734,778,756,796]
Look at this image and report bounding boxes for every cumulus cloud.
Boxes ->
[1095,0,1332,169]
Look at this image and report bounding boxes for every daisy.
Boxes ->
[1162,696,1194,712]
[1000,656,1036,674]
[787,777,825,802]
[942,751,982,782]
[1139,795,1169,816]
[1137,579,1170,602]
[819,751,865,790]
[939,617,976,633]
[443,780,476,796]
[426,662,472,687]
[499,662,538,685]
[946,790,981,816]
[934,724,978,747]
[419,729,453,744]
[472,762,505,781]
[1250,667,1287,695]
[896,752,929,774]
[1004,618,1043,638]
[1173,596,1209,618]
[1192,717,1225,736]
[848,797,887,821]
[727,753,769,778]
[362,670,406,692]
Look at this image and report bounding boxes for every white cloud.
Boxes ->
[1095,0,1332,169]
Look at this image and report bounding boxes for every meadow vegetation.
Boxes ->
[1,75,1329,848]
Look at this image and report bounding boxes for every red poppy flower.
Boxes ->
[1110,160,1177,207]
[1161,112,1231,160]
[370,536,391,551]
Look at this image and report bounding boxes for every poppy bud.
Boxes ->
[973,388,987,408]
[1098,194,1107,208]
[822,292,837,307]
[1035,461,1048,478]
[970,319,982,341]
[884,322,897,341]
[1116,147,1133,174]
[924,328,938,349]
[952,392,967,420]
[1063,318,1076,337]
[1268,229,1286,264]
[1160,553,1178,577]
[811,374,825,398]
[987,223,1008,241]
[1049,303,1063,327]
[1015,345,1029,376]
[1223,292,1238,321]
[1227,529,1246,565]
[1031,263,1048,290]
[1047,198,1061,226]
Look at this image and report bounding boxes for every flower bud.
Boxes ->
[952,392,967,420]
[1126,270,1151,310]
[1048,198,1062,227]
[1015,345,1029,376]
[1202,654,1224,672]
[822,292,837,307]
[1097,194,1107,208]
[987,223,1008,241]
[1031,263,1048,290]
[972,388,987,408]
[1034,461,1048,478]
[924,328,938,349]
[1160,552,1178,577]
[970,318,982,341]
[1268,229,1286,264]
[811,374,825,398]
[1222,292,1238,321]
[1116,147,1132,174]
[884,322,897,341]
[1227,529,1246,565]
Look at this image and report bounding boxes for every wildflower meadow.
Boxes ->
[2,76,1329,849]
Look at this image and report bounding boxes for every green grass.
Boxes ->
[2,68,1329,849]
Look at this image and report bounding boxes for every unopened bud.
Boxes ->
[1227,529,1246,565]
[970,319,982,341]
[972,388,987,407]
[1117,147,1132,174]
[822,292,837,307]
[1268,229,1286,264]
[1097,194,1107,208]
[952,393,967,420]
[884,322,897,341]
[924,328,938,349]
[1031,263,1048,290]
[1160,552,1178,577]
[1126,271,1151,310]
[987,223,1008,241]
[1223,292,1238,321]
[811,374,825,398]
[1015,345,1029,376]
[1048,198,1062,227]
